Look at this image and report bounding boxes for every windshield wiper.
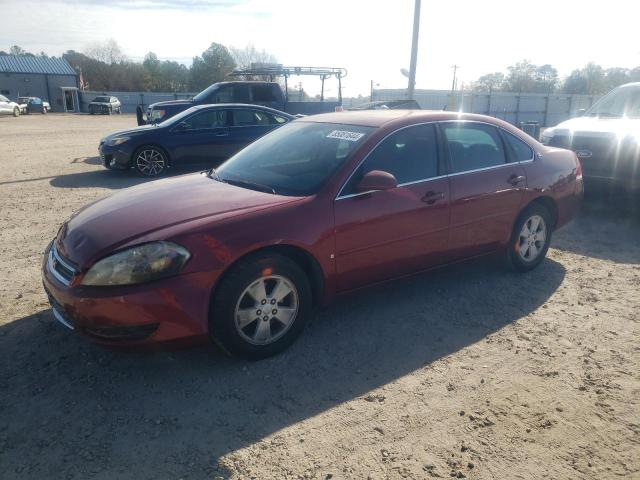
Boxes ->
[224,178,277,195]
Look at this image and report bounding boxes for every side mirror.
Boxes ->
[355,170,398,193]
[576,108,586,117]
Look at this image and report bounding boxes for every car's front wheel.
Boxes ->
[505,203,553,272]
[13,107,20,117]
[209,254,312,359]
[133,146,167,177]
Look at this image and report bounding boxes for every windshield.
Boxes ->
[156,106,201,126]
[193,84,219,103]
[586,85,640,118]
[93,96,110,102]
[216,122,374,196]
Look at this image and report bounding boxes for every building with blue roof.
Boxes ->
[0,55,79,112]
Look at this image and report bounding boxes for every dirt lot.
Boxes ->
[0,114,638,480]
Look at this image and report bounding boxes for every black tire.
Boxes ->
[41,106,47,114]
[13,107,20,117]
[132,146,168,177]
[505,203,553,272]
[89,107,95,115]
[209,253,312,360]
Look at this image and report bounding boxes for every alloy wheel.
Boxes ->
[518,214,547,262]
[234,275,299,345]
[135,149,166,176]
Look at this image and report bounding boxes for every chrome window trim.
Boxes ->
[334,119,536,201]
[336,174,448,200]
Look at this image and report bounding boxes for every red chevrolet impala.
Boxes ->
[43,111,583,358]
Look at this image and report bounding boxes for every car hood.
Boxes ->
[149,99,193,109]
[57,174,300,268]
[550,116,640,137]
[102,124,158,142]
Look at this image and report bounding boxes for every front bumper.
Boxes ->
[41,243,211,346]
[99,143,131,170]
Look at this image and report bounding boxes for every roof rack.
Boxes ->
[229,65,347,102]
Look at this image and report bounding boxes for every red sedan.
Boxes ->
[42,111,583,358]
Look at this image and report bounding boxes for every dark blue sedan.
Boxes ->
[99,104,294,176]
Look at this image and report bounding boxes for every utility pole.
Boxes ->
[407,0,421,99]
[450,64,459,94]
[370,80,379,102]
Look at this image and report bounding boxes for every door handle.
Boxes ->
[421,191,445,204]
[215,132,229,137]
[508,174,526,186]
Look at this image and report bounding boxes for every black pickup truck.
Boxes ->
[138,81,340,125]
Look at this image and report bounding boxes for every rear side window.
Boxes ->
[503,131,534,161]
[343,123,439,194]
[441,123,506,174]
[252,85,278,102]
[232,109,273,126]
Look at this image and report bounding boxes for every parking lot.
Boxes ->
[0,113,638,479]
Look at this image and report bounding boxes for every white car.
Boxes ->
[0,94,21,117]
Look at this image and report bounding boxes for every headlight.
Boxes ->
[540,129,554,144]
[106,137,130,146]
[150,109,166,121]
[81,241,191,286]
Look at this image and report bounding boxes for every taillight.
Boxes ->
[575,155,583,180]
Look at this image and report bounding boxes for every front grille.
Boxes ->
[48,243,79,286]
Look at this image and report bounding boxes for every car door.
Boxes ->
[167,109,232,166]
[441,121,527,259]
[334,123,451,292]
[227,109,281,155]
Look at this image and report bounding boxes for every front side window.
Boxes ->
[217,122,373,196]
[212,86,234,103]
[343,124,439,195]
[181,109,228,130]
[441,122,506,174]
[0,95,9,102]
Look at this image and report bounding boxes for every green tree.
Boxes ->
[472,72,505,92]
[189,42,236,91]
[505,60,537,92]
[562,63,607,94]
[534,64,558,92]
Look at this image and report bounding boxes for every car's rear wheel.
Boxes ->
[505,203,552,272]
[13,107,19,117]
[41,106,47,114]
[133,146,167,177]
[89,106,95,115]
[209,254,312,359]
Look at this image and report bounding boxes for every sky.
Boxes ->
[2,0,640,96]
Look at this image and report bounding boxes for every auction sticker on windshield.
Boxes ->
[326,130,365,142]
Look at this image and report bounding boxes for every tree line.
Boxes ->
[471,60,640,95]
[1,41,276,93]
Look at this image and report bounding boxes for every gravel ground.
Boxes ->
[0,114,639,480]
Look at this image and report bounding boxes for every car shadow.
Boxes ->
[49,166,197,190]
[0,257,565,479]
[552,190,640,264]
